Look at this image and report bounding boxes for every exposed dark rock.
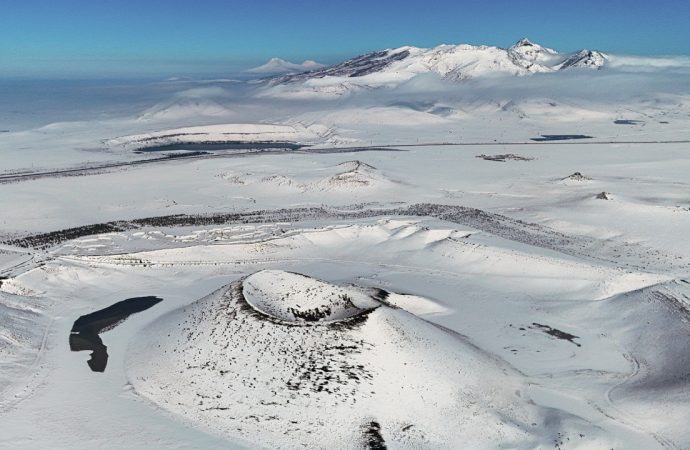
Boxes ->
[596,192,611,200]
[269,49,411,84]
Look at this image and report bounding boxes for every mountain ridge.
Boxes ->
[248,57,325,74]
[263,38,608,96]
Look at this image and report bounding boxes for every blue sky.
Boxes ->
[2,0,689,77]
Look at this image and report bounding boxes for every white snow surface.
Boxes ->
[1,38,690,449]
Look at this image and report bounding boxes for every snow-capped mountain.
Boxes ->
[263,38,608,97]
[556,49,608,70]
[248,57,324,74]
[507,38,561,70]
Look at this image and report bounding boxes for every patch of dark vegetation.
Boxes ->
[614,119,644,125]
[5,202,685,273]
[0,151,212,185]
[362,421,387,449]
[4,208,325,248]
[287,293,356,322]
[133,150,210,156]
[135,141,304,153]
[327,309,373,331]
[531,323,581,347]
[136,132,206,142]
[288,305,332,322]
[531,134,593,142]
[476,153,534,162]
[70,296,162,372]
[234,281,374,330]
[297,146,405,154]
[181,282,374,401]
[7,221,132,248]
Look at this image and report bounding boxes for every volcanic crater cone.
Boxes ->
[127,270,555,448]
[242,270,380,323]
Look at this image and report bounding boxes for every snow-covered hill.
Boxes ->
[217,160,400,196]
[136,98,235,122]
[107,123,333,152]
[127,270,572,448]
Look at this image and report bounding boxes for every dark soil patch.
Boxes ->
[531,323,581,347]
[362,421,387,449]
[135,141,304,153]
[596,192,611,200]
[531,135,592,142]
[476,153,534,162]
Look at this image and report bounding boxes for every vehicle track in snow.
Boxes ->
[0,316,55,414]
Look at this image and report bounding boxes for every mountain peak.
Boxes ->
[507,38,558,70]
[557,49,607,70]
[514,37,535,47]
[248,58,325,74]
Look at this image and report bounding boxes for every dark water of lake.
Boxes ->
[69,296,162,372]
[531,134,593,142]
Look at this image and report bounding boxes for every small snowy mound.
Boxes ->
[136,98,234,122]
[217,172,303,190]
[216,162,395,194]
[258,174,300,189]
[315,160,395,191]
[243,270,379,323]
[561,171,592,184]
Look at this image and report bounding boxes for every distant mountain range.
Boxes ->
[248,57,325,74]
[260,39,608,97]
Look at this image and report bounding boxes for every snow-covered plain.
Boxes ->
[1,39,690,449]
